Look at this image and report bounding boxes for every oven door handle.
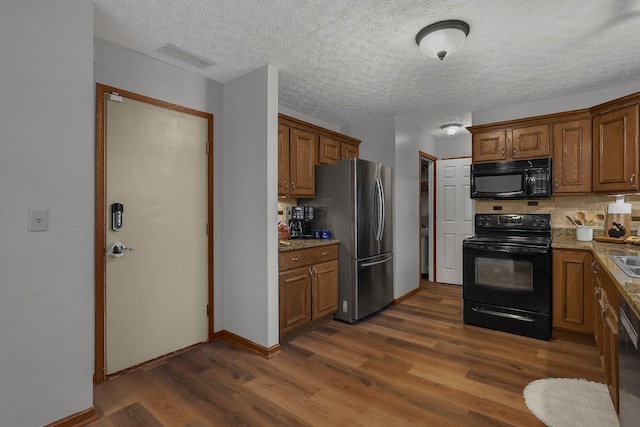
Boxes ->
[464,243,549,254]
[472,307,537,322]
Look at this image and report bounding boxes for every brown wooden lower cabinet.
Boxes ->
[592,258,619,413]
[279,266,312,334]
[554,250,620,413]
[279,245,339,337]
[552,249,594,334]
[311,259,339,319]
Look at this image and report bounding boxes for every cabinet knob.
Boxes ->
[591,260,600,273]
[501,147,505,156]
[631,173,637,188]
[512,147,516,157]
[291,257,301,262]
[555,179,559,191]
[321,251,329,256]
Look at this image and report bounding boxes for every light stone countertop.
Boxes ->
[278,238,340,252]
[552,230,640,318]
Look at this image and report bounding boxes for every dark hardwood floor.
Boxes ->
[90,282,605,426]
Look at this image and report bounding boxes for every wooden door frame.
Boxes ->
[419,151,437,284]
[94,84,214,384]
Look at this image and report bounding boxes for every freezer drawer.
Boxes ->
[353,253,393,321]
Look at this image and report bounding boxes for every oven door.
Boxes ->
[463,241,551,313]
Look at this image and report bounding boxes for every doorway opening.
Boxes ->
[419,152,436,283]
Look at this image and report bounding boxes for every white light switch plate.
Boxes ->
[29,209,48,231]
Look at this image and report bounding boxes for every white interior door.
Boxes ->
[105,96,208,375]
[436,158,474,285]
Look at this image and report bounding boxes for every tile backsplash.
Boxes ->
[475,194,640,234]
[277,197,297,223]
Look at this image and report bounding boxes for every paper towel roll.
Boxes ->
[608,195,632,214]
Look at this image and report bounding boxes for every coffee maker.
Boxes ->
[286,206,304,239]
[302,206,314,237]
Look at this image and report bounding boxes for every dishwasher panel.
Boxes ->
[619,297,640,426]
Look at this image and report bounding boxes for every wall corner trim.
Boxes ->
[221,330,281,359]
[44,407,99,427]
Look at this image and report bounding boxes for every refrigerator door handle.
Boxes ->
[360,255,393,268]
[375,177,385,242]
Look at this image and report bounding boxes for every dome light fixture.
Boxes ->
[441,124,462,136]
[415,20,470,60]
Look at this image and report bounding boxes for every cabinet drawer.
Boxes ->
[279,244,338,271]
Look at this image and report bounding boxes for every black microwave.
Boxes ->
[470,158,552,199]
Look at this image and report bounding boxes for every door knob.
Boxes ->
[107,242,133,258]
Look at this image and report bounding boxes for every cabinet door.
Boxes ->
[552,119,592,194]
[593,286,603,353]
[312,259,339,320]
[341,142,359,159]
[278,124,290,196]
[289,128,316,198]
[512,124,550,159]
[552,250,593,333]
[318,136,340,164]
[472,130,508,162]
[593,104,639,193]
[604,304,619,412]
[279,266,311,335]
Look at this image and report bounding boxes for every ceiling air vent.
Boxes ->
[157,43,215,69]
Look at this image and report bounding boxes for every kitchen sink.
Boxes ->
[610,256,640,278]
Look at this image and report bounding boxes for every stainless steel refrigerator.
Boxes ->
[302,158,393,323]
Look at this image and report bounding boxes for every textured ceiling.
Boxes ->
[92,0,640,139]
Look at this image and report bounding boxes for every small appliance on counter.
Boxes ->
[301,206,315,238]
[286,206,304,239]
[286,205,316,239]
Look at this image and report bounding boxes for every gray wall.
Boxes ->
[435,133,472,159]
[93,37,226,330]
[393,118,438,297]
[473,80,640,125]
[222,66,280,347]
[0,1,94,425]
[279,105,340,132]
[342,117,397,166]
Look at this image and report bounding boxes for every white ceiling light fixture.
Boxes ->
[415,20,470,60]
[441,124,462,136]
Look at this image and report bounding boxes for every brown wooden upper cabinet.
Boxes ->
[552,114,592,194]
[592,100,639,193]
[279,114,360,197]
[469,122,550,163]
[278,124,316,198]
[318,136,341,164]
[341,141,359,160]
[318,135,360,164]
